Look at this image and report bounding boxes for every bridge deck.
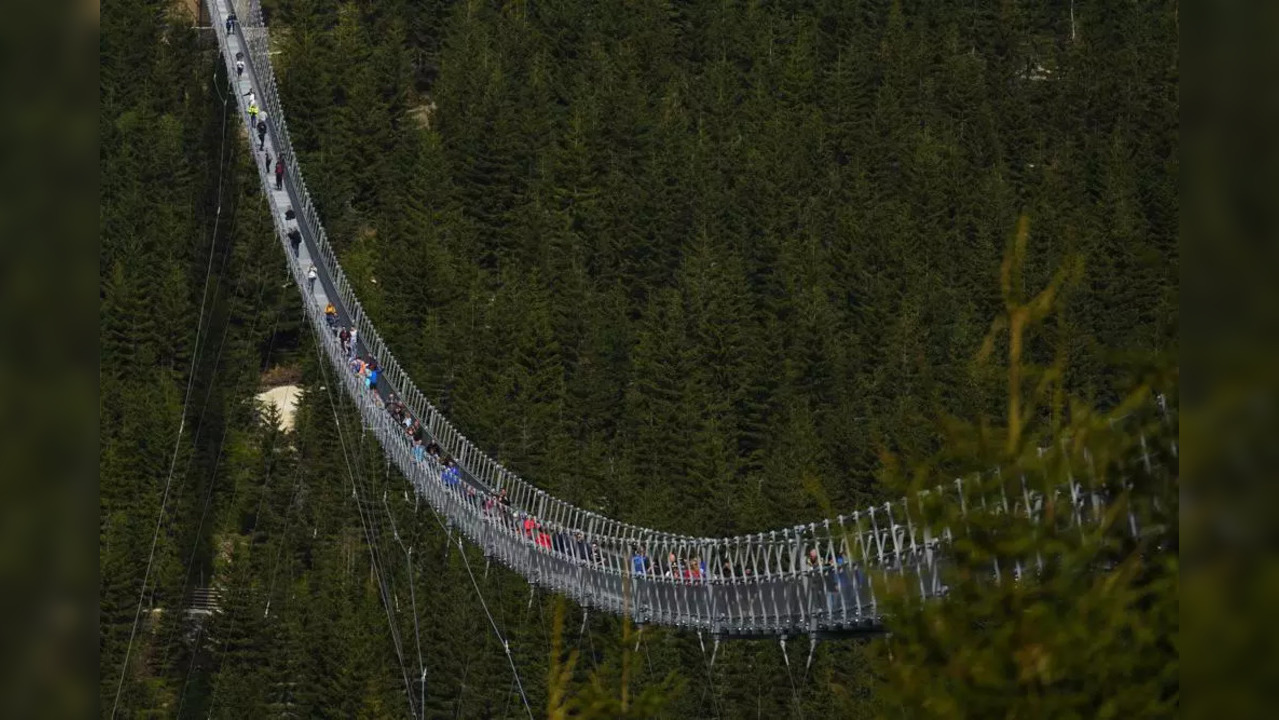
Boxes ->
[206,0,1169,639]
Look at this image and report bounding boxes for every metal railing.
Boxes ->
[207,0,1177,636]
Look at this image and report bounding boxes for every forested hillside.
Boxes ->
[100,0,1177,717]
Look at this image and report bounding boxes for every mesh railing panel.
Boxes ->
[208,0,1176,635]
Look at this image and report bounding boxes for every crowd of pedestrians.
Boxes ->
[271,151,867,609]
[238,2,869,609]
[319,297,868,604]
[288,216,866,619]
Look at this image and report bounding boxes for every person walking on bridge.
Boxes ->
[632,547,649,576]
[442,457,461,489]
[256,119,267,150]
[306,264,317,294]
[225,12,236,34]
[274,157,285,190]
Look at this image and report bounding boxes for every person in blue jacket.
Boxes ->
[441,457,461,488]
[632,546,651,575]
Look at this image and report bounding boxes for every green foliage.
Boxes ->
[867,233,1178,718]
[102,0,1177,717]
[547,600,679,719]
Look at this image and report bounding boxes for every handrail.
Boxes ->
[207,0,1176,635]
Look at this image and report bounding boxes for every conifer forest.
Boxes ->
[100,0,1178,717]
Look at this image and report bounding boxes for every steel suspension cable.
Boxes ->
[697,633,723,720]
[109,64,234,720]
[503,565,538,720]
[259,301,319,619]
[310,320,418,720]
[173,275,282,716]
[781,638,806,720]
[207,307,420,719]
[164,201,279,664]
[455,536,536,720]
[204,302,308,717]
[380,470,428,720]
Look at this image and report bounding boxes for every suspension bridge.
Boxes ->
[205,0,1176,648]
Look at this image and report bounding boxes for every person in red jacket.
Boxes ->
[274,157,285,189]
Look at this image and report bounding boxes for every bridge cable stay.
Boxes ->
[383,449,499,720]
[803,635,819,682]
[534,583,596,710]
[173,217,286,719]
[404,545,430,709]
[164,191,255,568]
[385,445,534,720]
[109,63,235,720]
[246,309,286,526]
[453,652,473,720]
[169,244,254,717]
[282,233,414,710]
[697,631,724,720]
[502,671,518,720]
[402,537,430,719]
[375,436,542,720]
[531,567,557,711]
[198,296,416,719]
[379,463,429,720]
[504,569,540,720]
[325,318,417,676]
[306,307,419,719]
[349,395,422,719]
[534,585,552,675]
[576,608,601,672]
[641,628,656,677]
[455,535,537,720]
[164,193,281,647]
[165,219,247,594]
[780,636,806,720]
[259,304,322,620]
[205,306,315,717]
[586,614,599,671]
